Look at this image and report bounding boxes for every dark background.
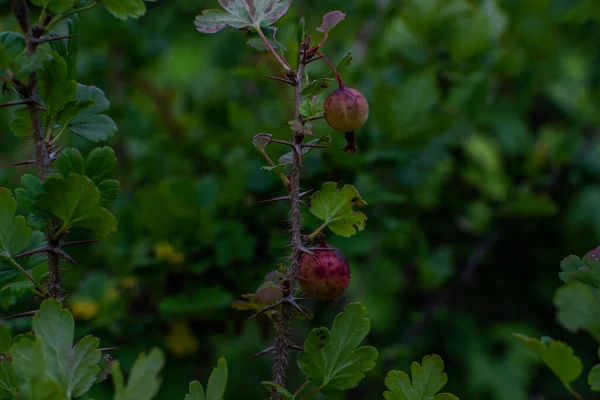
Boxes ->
[1,0,600,398]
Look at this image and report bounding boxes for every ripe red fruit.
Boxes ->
[324,87,369,154]
[298,245,350,301]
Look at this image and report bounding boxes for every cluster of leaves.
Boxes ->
[514,247,600,397]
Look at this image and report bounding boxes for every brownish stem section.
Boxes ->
[12,0,59,299]
[271,39,310,399]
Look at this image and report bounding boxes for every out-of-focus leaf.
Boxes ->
[383,354,458,400]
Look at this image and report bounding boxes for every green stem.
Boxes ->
[256,25,291,71]
[6,257,47,296]
[307,222,328,241]
[299,384,324,400]
[315,51,343,88]
[44,1,99,32]
[567,385,585,400]
[292,380,310,398]
[37,5,47,26]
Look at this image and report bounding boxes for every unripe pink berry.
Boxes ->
[298,245,350,301]
[324,87,369,133]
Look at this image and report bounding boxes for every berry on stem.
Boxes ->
[298,243,350,301]
[324,87,369,154]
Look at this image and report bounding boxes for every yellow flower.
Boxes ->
[120,276,138,289]
[166,320,198,357]
[71,300,99,320]
[154,241,186,264]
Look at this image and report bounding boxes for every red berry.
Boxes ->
[298,245,350,301]
[324,87,369,133]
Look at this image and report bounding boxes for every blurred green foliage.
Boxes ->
[2,0,600,398]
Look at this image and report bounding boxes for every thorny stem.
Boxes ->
[316,51,344,88]
[256,25,291,71]
[270,37,311,400]
[11,0,94,300]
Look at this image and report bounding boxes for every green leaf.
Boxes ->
[56,99,96,125]
[10,107,48,138]
[185,381,205,400]
[15,174,43,212]
[0,353,18,399]
[11,333,66,400]
[302,78,334,97]
[98,180,121,207]
[332,52,353,76]
[67,84,117,143]
[317,11,345,32]
[103,0,146,20]
[206,358,227,400]
[49,17,79,80]
[38,52,77,115]
[559,255,600,287]
[30,0,72,13]
[195,0,291,33]
[113,348,165,400]
[297,17,305,42]
[0,32,25,59]
[84,147,117,184]
[299,98,325,119]
[554,282,600,341]
[55,148,85,178]
[32,299,102,397]
[261,381,294,399]
[34,174,118,237]
[589,346,600,392]
[14,50,53,78]
[0,187,33,258]
[297,303,378,393]
[513,334,582,387]
[309,182,368,237]
[0,323,11,353]
[383,355,458,400]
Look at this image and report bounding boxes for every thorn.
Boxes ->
[2,310,38,320]
[249,299,283,320]
[301,143,331,149]
[298,245,317,259]
[0,98,32,108]
[34,34,80,44]
[10,160,36,166]
[98,347,118,352]
[262,74,294,85]
[248,296,312,320]
[250,345,275,359]
[259,195,290,204]
[299,189,313,197]
[290,344,304,351]
[268,138,295,147]
[287,297,311,319]
[52,248,79,266]
[13,246,50,258]
[62,239,100,248]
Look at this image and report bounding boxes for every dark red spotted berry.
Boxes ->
[298,244,350,301]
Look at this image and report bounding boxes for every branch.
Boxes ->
[12,0,60,300]
[270,35,311,400]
